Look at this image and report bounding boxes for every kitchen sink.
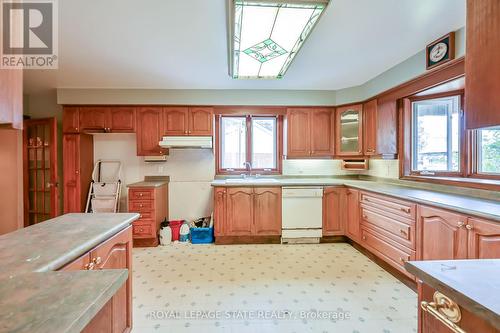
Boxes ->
[225,178,279,184]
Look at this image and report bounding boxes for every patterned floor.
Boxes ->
[132,243,417,333]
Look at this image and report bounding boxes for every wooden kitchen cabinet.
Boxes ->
[363,99,377,156]
[188,107,213,135]
[62,107,80,133]
[63,134,93,213]
[362,99,398,158]
[465,0,500,129]
[109,107,136,132]
[467,217,500,259]
[0,69,23,129]
[79,106,109,132]
[336,104,363,156]
[136,107,166,156]
[286,107,334,158]
[345,188,360,241]
[417,205,468,260]
[322,187,345,236]
[214,186,282,240]
[65,106,136,133]
[163,107,189,135]
[163,106,213,136]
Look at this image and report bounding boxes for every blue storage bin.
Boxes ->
[190,227,214,244]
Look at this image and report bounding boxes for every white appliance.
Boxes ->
[159,136,213,149]
[281,187,323,244]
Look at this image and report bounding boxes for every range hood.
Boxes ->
[159,136,213,149]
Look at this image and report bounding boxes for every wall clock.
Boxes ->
[426,32,455,70]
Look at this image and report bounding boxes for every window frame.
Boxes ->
[215,114,283,175]
[468,128,500,180]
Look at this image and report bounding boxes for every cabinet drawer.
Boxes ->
[360,192,416,220]
[136,211,154,220]
[361,227,415,277]
[129,189,154,200]
[129,200,154,212]
[361,205,415,250]
[133,221,155,238]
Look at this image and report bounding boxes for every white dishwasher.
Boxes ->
[282,187,323,244]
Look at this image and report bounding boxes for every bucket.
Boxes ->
[169,220,183,241]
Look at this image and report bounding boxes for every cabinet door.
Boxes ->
[109,107,136,132]
[468,218,500,259]
[336,104,363,156]
[60,253,91,271]
[189,107,213,135]
[136,107,165,156]
[63,107,80,133]
[214,187,227,236]
[63,134,80,213]
[226,187,254,235]
[286,108,310,157]
[164,107,189,135]
[310,108,334,157]
[363,99,377,155]
[91,227,132,333]
[254,187,281,235]
[345,188,360,241]
[79,107,109,132]
[417,206,468,260]
[323,187,345,236]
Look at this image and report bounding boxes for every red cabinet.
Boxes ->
[109,107,136,132]
[79,107,109,132]
[136,107,166,156]
[322,187,345,236]
[163,106,213,136]
[62,107,80,133]
[163,107,189,135]
[63,106,136,133]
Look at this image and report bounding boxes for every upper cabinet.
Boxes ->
[286,107,334,158]
[363,100,377,156]
[63,106,136,133]
[335,104,363,156]
[62,107,80,133]
[465,0,500,129]
[362,99,398,159]
[109,107,136,132]
[79,107,109,132]
[0,69,23,129]
[136,107,166,156]
[163,107,213,136]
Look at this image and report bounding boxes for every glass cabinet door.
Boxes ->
[336,105,363,155]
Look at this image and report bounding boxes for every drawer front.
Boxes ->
[129,200,155,212]
[137,210,154,220]
[129,188,154,200]
[360,192,416,220]
[361,205,415,249]
[133,220,155,238]
[361,227,415,276]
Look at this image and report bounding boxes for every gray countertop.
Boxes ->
[127,176,170,188]
[0,213,139,333]
[211,178,500,222]
[405,259,500,330]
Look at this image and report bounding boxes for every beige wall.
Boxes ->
[0,129,24,234]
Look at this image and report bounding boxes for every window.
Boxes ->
[217,115,281,174]
[477,126,500,175]
[411,95,461,174]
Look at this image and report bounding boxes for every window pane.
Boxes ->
[412,96,460,172]
[221,117,246,169]
[478,127,500,174]
[251,117,277,169]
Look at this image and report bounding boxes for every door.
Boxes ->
[363,99,377,155]
[214,187,227,236]
[109,107,136,132]
[90,227,132,333]
[323,187,345,236]
[345,188,360,241]
[62,107,79,133]
[164,107,189,135]
[23,118,59,226]
[417,206,468,260]
[79,107,109,132]
[136,107,165,156]
[254,187,281,235]
[188,107,213,135]
[286,108,310,157]
[310,108,334,157]
[336,104,363,156]
[226,187,254,235]
[467,218,500,259]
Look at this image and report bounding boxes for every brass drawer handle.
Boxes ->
[399,229,408,236]
[139,193,143,197]
[420,292,465,333]
[84,262,95,270]
[400,207,411,214]
[465,224,473,230]
[92,256,102,265]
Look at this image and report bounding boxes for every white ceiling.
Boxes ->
[23,0,466,93]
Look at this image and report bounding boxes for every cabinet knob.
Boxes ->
[139,214,143,218]
[139,193,143,196]
[184,130,188,134]
[465,224,473,230]
[399,257,407,263]
[457,222,465,228]
[92,256,102,265]
[84,262,95,270]
[362,236,366,241]
[139,204,143,207]
[139,228,144,232]
[75,170,80,175]
[399,229,408,236]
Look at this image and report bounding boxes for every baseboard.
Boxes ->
[320,235,349,243]
[215,235,281,245]
[133,238,159,247]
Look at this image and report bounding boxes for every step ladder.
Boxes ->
[85,160,122,213]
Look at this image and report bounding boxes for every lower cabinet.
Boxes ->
[322,187,346,236]
[214,186,281,240]
[345,188,360,241]
[60,226,133,333]
[467,217,500,259]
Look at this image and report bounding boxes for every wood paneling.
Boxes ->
[189,107,213,136]
[465,0,500,129]
[0,69,23,129]
[253,187,281,235]
[323,187,345,236]
[467,218,500,259]
[163,107,189,135]
[226,187,254,235]
[417,205,468,260]
[136,107,165,156]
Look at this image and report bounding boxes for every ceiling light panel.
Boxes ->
[229,0,328,79]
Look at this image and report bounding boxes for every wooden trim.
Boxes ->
[214,106,286,116]
[215,235,281,244]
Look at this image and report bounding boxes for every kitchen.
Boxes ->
[1,0,499,332]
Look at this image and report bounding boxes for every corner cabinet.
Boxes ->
[335,104,363,156]
[345,188,360,241]
[322,187,346,236]
[286,107,334,158]
[136,107,167,156]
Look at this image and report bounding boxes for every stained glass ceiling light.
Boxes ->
[228,0,329,79]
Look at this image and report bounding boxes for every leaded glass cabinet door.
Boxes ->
[23,117,59,226]
[336,104,363,156]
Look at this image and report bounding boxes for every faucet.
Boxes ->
[243,162,252,176]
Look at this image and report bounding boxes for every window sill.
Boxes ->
[400,175,500,191]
